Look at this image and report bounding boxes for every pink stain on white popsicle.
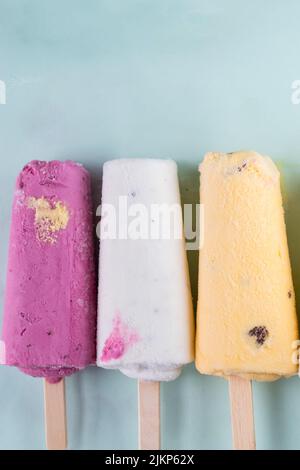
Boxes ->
[101,314,139,362]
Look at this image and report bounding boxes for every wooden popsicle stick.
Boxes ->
[138,381,160,450]
[44,379,67,450]
[229,376,256,450]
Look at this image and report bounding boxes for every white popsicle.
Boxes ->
[97,158,195,381]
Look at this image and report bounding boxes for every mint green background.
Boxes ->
[1,0,300,450]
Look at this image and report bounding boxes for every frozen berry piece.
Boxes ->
[248,326,269,345]
[237,161,248,172]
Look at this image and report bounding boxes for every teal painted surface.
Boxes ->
[1,0,300,449]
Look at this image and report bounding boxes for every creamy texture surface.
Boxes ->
[2,160,96,382]
[196,151,299,381]
[97,159,195,381]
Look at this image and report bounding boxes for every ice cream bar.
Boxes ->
[97,159,195,381]
[196,151,299,381]
[2,160,96,383]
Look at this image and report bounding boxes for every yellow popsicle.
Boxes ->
[196,151,299,381]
